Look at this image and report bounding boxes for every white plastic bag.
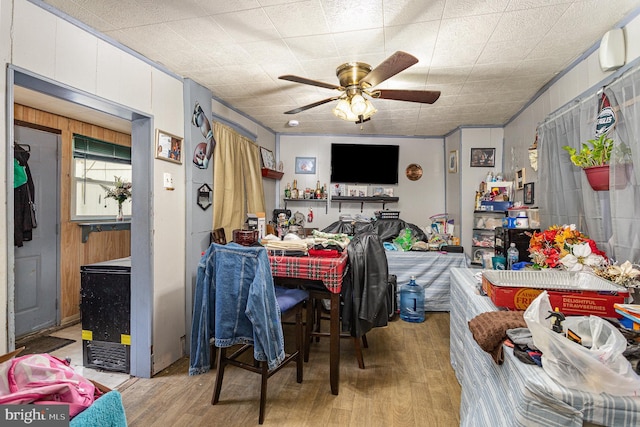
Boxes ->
[523,291,640,396]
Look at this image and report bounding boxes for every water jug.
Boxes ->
[400,276,425,323]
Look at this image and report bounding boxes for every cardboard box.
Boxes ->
[482,273,629,317]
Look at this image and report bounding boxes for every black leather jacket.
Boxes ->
[342,232,389,338]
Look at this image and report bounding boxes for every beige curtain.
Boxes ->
[212,122,266,240]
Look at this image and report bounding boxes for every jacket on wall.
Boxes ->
[342,232,389,338]
[14,144,36,247]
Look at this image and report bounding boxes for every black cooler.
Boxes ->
[80,257,131,373]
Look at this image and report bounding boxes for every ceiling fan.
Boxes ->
[279,51,440,124]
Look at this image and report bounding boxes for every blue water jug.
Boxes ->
[400,276,425,323]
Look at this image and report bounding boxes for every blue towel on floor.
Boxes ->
[70,391,127,427]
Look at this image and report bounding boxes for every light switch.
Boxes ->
[163,172,174,190]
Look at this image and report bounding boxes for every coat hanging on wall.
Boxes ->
[14,143,37,247]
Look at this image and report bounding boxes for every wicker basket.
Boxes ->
[233,229,259,246]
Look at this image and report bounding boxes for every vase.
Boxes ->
[116,203,124,221]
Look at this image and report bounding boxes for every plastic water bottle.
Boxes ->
[507,243,519,270]
[400,276,425,323]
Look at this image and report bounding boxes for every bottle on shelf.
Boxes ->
[291,179,299,199]
[507,243,519,270]
[400,276,425,323]
[284,182,291,199]
[315,180,322,199]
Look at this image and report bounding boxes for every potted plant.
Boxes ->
[562,134,617,191]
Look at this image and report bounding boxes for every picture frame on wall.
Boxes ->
[448,150,458,173]
[295,157,316,174]
[155,129,183,164]
[470,148,495,167]
[260,147,276,170]
[516,168,526,189]
[524,182,535,204]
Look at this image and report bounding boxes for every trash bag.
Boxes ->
[393,228,416,251]
[524,291,640,395]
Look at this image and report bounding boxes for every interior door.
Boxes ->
[14,125,60,338]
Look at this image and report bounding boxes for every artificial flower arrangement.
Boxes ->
[593,261,640,290]
[102,176,132,207]
[528,224,607,271]
[529,224,640,291]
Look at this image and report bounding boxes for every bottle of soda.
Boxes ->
[507,243,519,270]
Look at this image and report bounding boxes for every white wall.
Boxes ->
[458,128,504,256]
[504,14,640,205]
[278,135,444,231]
[1,0,186,372]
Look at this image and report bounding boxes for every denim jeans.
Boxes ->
[189,243,285,375]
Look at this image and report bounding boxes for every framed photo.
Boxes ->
[348,185,367,197]
[470,148,495,167]
[155,129,183,164]
[295,157,316,174]
[260,147,276,170]
[448,150,458,173]
[516,168,526,189]
[523,182,535,204]
[331,183,346,197]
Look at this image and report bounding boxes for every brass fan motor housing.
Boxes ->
[336,62,372,89]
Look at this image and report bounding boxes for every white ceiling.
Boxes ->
[32,0,640,137]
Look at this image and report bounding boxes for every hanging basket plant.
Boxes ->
[562,134,621,191]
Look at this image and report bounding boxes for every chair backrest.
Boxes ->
[211,228,226,245]
[209,244,286,370]
[343,232,389,337]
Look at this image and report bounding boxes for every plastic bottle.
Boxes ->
[400,276,425,323]
[507,243,519,270]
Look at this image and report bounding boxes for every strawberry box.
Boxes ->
[481,270,629,317]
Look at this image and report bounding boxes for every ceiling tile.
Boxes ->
[39,1,640,137]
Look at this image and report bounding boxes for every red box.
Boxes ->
[482,274,629,317]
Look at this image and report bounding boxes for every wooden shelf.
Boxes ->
[77,221,131,243]
[261,168,284,180]
[330,196,399,213]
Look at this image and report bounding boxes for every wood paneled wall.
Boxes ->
[14,104,132,325]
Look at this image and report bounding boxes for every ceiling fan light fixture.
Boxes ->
[350,93,366,115]
[332,99,351,120]
[362,99,377,119]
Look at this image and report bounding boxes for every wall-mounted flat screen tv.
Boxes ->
[330,143,399,185]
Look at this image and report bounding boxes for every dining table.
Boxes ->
[268,250,349,395]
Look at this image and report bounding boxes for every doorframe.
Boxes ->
[5,65,155,378]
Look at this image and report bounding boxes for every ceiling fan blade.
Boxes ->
[284,97,338,114]
[279,75,342,90]
[360,51,419,88]
[374,89,441,104]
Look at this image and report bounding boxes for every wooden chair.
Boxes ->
[210,261,308,424]
[210,228,226,245]
[305,287,367,369]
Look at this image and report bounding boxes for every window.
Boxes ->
[71,134,132,220]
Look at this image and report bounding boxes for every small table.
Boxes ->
[268,251,348,395]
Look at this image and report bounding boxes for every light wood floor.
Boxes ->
[119,312,461,427]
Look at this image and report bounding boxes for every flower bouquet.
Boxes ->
[528,224,607,271]
[102,176,132,220]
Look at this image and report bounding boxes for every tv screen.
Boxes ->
[330,143,399,185]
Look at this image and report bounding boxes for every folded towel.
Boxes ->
[468,311,527,364]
